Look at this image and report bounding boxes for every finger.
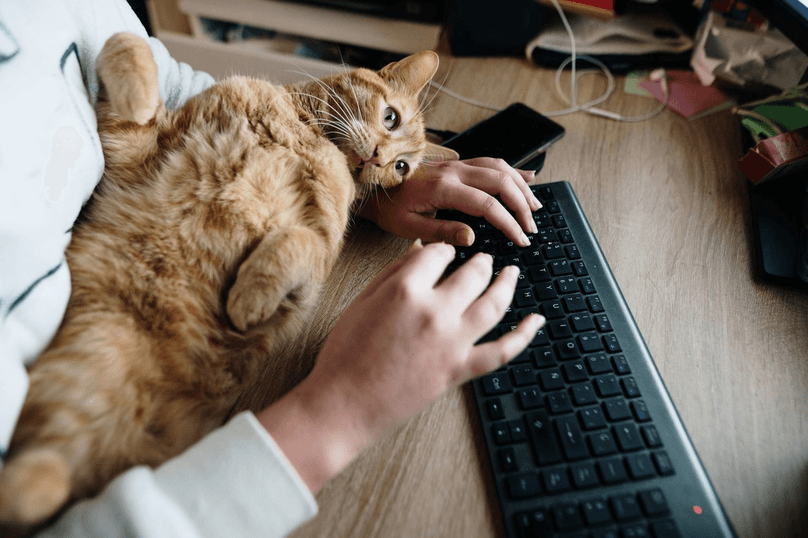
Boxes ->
[462,264,521,333]
[459,162,538,235]
[436,252,494,312]
[432,181,529,247]
[395,212,476,246]
[461,158,542,211]
[390,241,456,290]
[459,313,546,382]
[360,239,425,298]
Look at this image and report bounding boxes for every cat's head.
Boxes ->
[307,52,458,192]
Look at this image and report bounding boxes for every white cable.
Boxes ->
[429,0,670,122]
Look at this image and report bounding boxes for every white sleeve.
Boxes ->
[37,412,318,538]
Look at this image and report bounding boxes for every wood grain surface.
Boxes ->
[240,54,808,538]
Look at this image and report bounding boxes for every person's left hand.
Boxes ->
[357,158,541,247]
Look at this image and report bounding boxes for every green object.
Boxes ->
[736,83,808,142]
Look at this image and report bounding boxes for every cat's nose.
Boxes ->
[362,146,380,166]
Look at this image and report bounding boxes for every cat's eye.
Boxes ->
[383,107,399,130]
[394,160,409,176]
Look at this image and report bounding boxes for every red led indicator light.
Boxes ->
[693,505,703,515]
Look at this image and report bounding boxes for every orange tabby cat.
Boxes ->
[0,32,456,527]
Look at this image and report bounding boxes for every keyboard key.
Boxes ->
[542,467,572,493]
[486,398,504,420]
[547,392,573,414]
[581,498,612,525]
[614,423,644,452]
[509,419,528,442]
[578,332,604,352]
[556,339,581,360]
[543,243,565,259]
[565,244,581,258]
[514,508,552,537]
[626,453,656,480]
[563,294,587,312]
[527,410,562,465]
[578,276,596,293]
[638,488,670,516]
[535,282,558,300]
[622,377,641,398]
[611,493,642,521]
[631,400,651,422]
[595,314,613,332]
[589,431,618,456]
[653,451,675,476]
[540,368,564,391]
[552,502,582,532]
[579,406,607,430]
[530,327,550,347]
[603,398,632,422]
[571,260,588,276]
[549,260,573,276]
[541,301,565,319]
[587,295,605,313]
[562,360,588,383]
[586,353,612,375]
[612,354,630,374]
[499,447,518,472]
[641,425,663,448]
[603,334,622,352]
[481,372,512,395]
[571,462,600,489]
[517,387,544,410]
[511,364,535,386]
[570,313,595,332]
[571,383,598,406]
[493,422,511,444]
[555,276,578,292]
[598,457,628,484]
[548,320,573,339]
[556,415,589,460]
[507,473,541,500]
[595,375,622,398]
[558,229,574,244]
[532,347,555,368]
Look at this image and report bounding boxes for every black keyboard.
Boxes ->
[441,182,736,538]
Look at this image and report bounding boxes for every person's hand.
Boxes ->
[257,241,544,492]
[357,158,541,247]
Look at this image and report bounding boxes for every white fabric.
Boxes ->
[0,1,318,535]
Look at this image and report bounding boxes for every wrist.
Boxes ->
[256,376,369,493]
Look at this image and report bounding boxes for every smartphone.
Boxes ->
[441,103,565,170]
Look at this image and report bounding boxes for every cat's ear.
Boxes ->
[423,142,459,163]
[379,51,439,95]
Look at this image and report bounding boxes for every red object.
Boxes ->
[738,126,808,184]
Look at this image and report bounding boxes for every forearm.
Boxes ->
[256,378,368,494]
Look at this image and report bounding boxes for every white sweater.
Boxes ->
[0,0,317,535]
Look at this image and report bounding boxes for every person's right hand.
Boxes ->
[258,241,544,492]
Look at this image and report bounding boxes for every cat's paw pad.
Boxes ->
[226,279,284,332]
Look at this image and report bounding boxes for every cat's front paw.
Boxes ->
[97,33,160,125]
[226,277,282,332]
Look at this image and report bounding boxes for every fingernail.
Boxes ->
[530,221,538,234]
[531,194,542,210]
[457,228,474,246]
[410,238,423,250]
[520,232,530,247]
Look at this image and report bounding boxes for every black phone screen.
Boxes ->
[442,103,565,168]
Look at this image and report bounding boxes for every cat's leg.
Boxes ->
[96,32,160,125]
[227,225,332,335]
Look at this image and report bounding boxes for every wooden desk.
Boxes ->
[237,55,808,538]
